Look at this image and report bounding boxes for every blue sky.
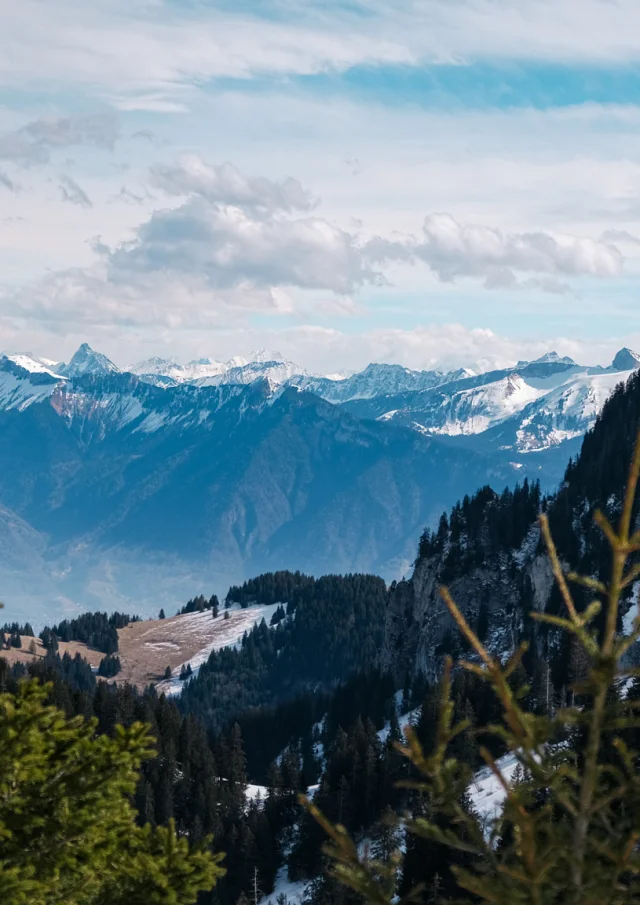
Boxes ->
[1,0,640,372]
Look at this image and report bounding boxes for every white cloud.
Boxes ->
[0,156,626,341]
[59,175,92,209]
[0,114,119,166]
[0,0,411,111]
[600,228,640,247]
[103,199,376,296]
[150,157,315,215]
[366,212,623,287]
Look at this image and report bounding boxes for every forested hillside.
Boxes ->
[180,572,388,730]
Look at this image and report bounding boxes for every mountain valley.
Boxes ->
[0,342,637,624]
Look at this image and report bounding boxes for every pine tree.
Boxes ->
[0,679,225,904]
[159,609,166,620]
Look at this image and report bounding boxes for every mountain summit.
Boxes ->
[59,343,120,378]
[611,347,640,372]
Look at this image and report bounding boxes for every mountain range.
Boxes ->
[0,341,637,625]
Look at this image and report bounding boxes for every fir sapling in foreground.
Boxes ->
[303,430,640,905]
[0,666,225,904]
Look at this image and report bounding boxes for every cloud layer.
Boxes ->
[1,156,624,339]
[4,1,640,111]
[0,1,639,370]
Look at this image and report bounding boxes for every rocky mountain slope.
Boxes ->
[381,368,640,688]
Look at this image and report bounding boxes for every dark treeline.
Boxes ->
[0,651,413,905]
[40,610,140,654]
[180,573,388,731]
[178,594,220,617]
[0,621,35,651]
[98,653,122,677]
[226,571,316,608]
[418,478,542,578]
[0,621,34,637]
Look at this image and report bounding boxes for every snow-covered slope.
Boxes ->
[0,357,65,411]
[399,373,546,437]
[1,353,64,377]
[513,369,631,452]
[373,350,640,453]
[49,373,269,436]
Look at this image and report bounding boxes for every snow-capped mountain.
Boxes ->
[380,371,546,437]
[196,356,309,388]
[2,343,639,455]
[58,342,120,378]
[1,353,64,377]
[611,347,640,371]
[288,362,474,403]
[340,350,639,455]
[130,349,308,388]
[516,352,577,367]
[129,356,228,386]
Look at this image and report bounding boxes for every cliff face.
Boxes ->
[381,537,555,683]
[381,370,640,685]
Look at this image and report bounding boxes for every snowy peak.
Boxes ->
[516,351,576,367]
[128,351,304,387]
[129,356,227,384]
[1,353,64,378]
[60,343,120,378]
[611,347,640,372]
[249,348,286,364]
[197,356,308,388]
[129,356,178,376]
[532,351,576,365]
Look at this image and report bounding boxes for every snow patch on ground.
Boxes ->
[468,752,520,831]
[622,581,640,636]
[377,704,421,743]
[156,603,282,696]
[247,783,268,802]
[259,867,308,905]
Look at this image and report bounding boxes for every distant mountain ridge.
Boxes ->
[0,341,637,625]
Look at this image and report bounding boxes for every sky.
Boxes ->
[1,0,640,373]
